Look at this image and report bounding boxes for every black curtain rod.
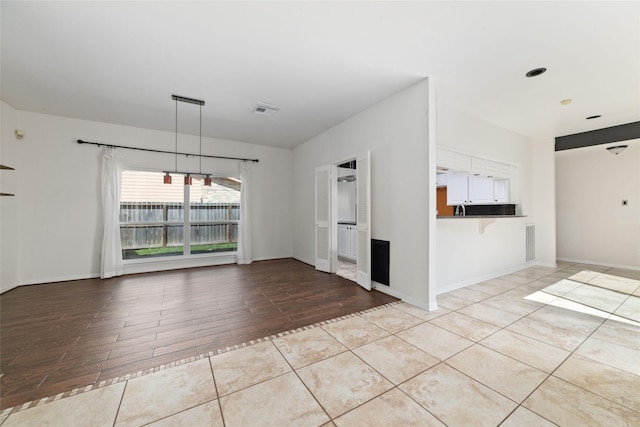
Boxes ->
[76,140,259,163]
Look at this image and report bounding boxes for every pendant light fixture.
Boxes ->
[163,95,205,184]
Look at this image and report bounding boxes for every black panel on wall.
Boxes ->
[371,239,390,286]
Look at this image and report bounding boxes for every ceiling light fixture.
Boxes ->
[560,99,572,105]
[586,115,602,120]
[526,67,547,78]
[606,145,628,155]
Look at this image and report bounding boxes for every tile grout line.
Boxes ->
[208,357,227,427]
[507,315,609,423]
[273,304,432,423]
[110,379,128,427]
[270,335,334,424]
[340,324,450,424]
[439,268,616,424]
[494,267,640,420]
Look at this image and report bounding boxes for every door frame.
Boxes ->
[332,155,357,275]
[314,164,337,273]
[318,152,371,291]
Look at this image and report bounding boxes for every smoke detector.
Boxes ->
[253,103,280,116]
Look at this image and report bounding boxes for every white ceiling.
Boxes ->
[2,1,639,149]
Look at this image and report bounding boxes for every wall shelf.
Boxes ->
[1,164,15,196]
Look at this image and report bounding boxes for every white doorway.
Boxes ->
[315,151,371,291]
[336,159,357,282]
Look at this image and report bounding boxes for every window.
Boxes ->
[120,171,240,260]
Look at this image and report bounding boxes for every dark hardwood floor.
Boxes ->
[0,258,397,409]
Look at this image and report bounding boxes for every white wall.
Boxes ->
[531,137,557,267]
[1,101,21,293]
[437,217,530,291]
[556,139,640,269]
[4,110,293,286]
[293,79,435,309]
[435,103,535,292]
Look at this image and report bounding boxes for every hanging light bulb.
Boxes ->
[163,172,172,184]
[204,175,212,186]
[184,174,192,185]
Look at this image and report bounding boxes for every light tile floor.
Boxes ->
[2,262,640,426]
[336,259,357,282]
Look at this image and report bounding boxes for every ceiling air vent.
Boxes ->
[253,103,280,116]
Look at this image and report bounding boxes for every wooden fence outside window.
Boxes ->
[119,202,240,250]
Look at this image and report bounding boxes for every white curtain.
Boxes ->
[101,147,124,278]
[237,161,253,265]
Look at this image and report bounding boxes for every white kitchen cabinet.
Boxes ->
[454,153,472,172]
[471,157,488,176]
[497,163,511,178]
[486,161,500,177]
[446,174,469,205]
[338,224,357,261]
[468,176,494,204]
[437,148,455,171]
[436,173,448,186]
[442,173,510,206]
[493,179,510,203]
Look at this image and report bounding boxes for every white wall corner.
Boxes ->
[373,282,439,312]
[292,78,434,307]
[531,137,557,267]
[426,77,439,312]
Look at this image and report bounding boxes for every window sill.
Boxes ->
[123,252,238,275]
[124,251,237,264]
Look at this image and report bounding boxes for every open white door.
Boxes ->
[315,165,331,272]
[356,151,371,290]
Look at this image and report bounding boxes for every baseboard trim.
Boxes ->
[372,282,438,312]
[4,256,298,292]
[436,262,535,295]
[556,257,640,271]
[292,256,314,267]
[13,273,100,289]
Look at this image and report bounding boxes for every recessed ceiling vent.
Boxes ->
[253,103,280,116]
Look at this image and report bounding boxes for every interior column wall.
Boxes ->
[531,137,557,267]
[293,79,435,309]
[435,103,535,292]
